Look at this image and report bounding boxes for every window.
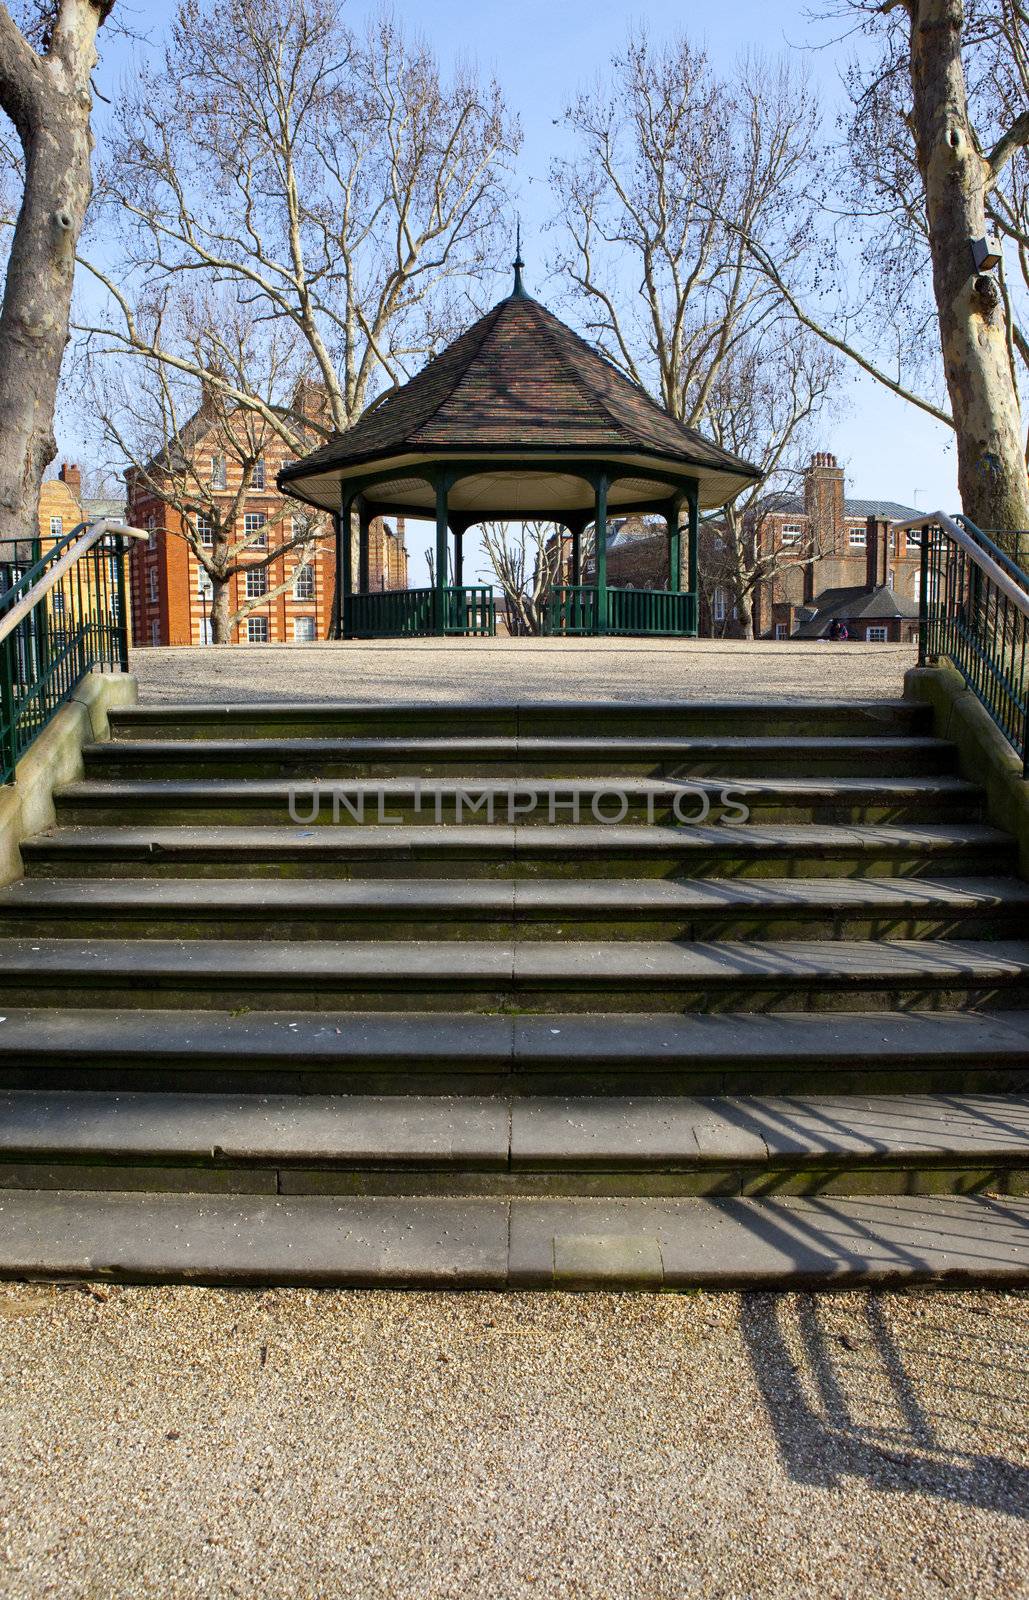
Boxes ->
[252,459,265,490]
[149,619,161,646]
[198,568,213,597]
[147,514,156,551]
[49,516,63,538]
[849,527,867,548]
[774,623,788,640]
[866,625,888,643]
[912,571,922,603]
[245,566,267,599]
[293,563,315,600]
[293,616,316,643]
[780,524,802,546]
[291,516,307,541]
[247,615,269,643]
[196,515,214,546]
[713,586,728,622]
[147,568,159,603]
[52,590,65,617]
[211,455,227,489]
[888,531,896,549]
[111,592,120,622]
[906,527,922,546]
[198,617,213,645]
[244,512,267,548]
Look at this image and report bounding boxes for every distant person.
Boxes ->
[827,619,849,641]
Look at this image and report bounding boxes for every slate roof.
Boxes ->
[279,291,760,492]
[763,493,921,521]
[792,584,919,638]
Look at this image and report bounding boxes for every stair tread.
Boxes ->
[0,1189,1023,1286]
[0,1007,1025,1061]
[0,1011,1024,1062]
[85,734,953,756]
[3,874,1026,914]
[0,937,1026,981]
[0,1090,1026,1164]
[108,697,927,719]
[57,774,979,798]
[23,821,1012,858]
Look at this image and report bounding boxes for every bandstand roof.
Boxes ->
[279,279,760,520]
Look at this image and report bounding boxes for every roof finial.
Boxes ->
[512,218,526,298]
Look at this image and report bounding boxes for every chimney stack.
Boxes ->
[59,462,82,496]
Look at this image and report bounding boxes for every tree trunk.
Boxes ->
[908,0,1029,535]
[211,576,233,644]
[0,3,111,548]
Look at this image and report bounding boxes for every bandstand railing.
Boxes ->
[546,585,697,637]
[346,586,496,639]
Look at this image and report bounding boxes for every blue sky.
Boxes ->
[87,0,958,581]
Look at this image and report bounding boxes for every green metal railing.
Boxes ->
[347,586,496,638]
[0,520,140,784]
[547,585,697,637]
[906,511,1029,775]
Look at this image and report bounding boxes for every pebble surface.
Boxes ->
[130,637,913,707]
[0,1285,1025,1598]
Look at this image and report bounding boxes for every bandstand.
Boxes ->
[279,255,760,638]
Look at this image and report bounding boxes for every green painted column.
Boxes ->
[686,479,700,637]
[667,497,682,594]
[453,528,464,590]
[594,475,609,634]
[358,499,371,595]
[434,476,449,636]
[340,492,354,639]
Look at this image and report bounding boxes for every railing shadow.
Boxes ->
[739,1286,1029,1515]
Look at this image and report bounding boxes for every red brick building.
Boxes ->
[127,405,408,646]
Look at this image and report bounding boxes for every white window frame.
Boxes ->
[49,515,63,538]
[149,619,161,646]
[780,524,803,546]
[247,615,269,643]
[865,625,888,643]
[713,586,727,622]
[774,623,788,640]
[146,568,159,604]
[293,563,315,601]
[245,566,268,600]
[293,616,316,643]
[244,511,267,549]
[252,458,265,490]
[210,455,227,490]
[906,527,922,546]
[196,515,214,547]
[198,567,213,597]
[848,527,867,548]
[147,514,157,551]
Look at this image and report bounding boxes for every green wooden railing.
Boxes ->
[346,586,496,638]
[547,585,697,637]
[907,511,1029,775]
[0,520,141,784]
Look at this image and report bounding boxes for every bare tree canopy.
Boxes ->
[0,0,114,544]
[750,0,1029,535]
[79,0,520,456]
[549,34,821,429]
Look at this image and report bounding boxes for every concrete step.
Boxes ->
[0,1188,1024,1287]
[52,774,985,828]
[2,875,1026,942]
[82,734,958,780]
[23,822,1017,881]
[107,698,934,743]
[0,1008,1025,1094]
[0,937,1026,1012]
[0,1091,1024,1197]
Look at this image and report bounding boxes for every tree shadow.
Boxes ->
[739,1287,1029,1516]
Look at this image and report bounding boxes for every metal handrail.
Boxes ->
[0,519,147,645]
[890,511,1029,619]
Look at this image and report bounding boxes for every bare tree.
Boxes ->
[0,0,114,546]
[549,36,819,430]
[79,0,519,454]
[90,297,324,642]
[698,327,841,637]
[477,521,570,634]
[747,1,1029,536]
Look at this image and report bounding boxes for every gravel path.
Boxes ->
[0,1284,1025,1599]
[130,638,914,706]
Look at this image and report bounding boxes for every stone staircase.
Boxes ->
[0,696,1026,1288]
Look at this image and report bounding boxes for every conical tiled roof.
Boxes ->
[280,289,759,511]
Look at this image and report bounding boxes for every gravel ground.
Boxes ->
[129,638,914,706]
[0,1284,1025,1599]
